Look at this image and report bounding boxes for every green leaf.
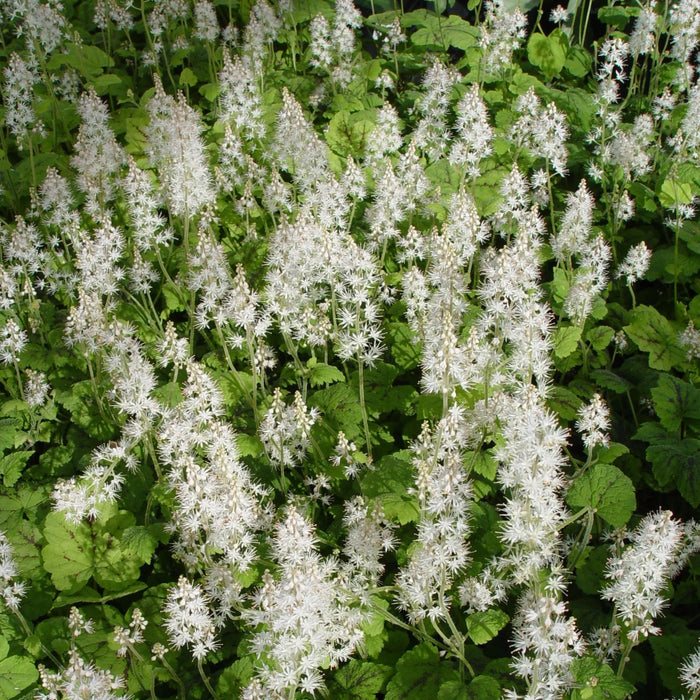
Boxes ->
[331,659,392,699]
[425,159,462,198]
[0,655,38,699]
[55,380,115,440]
[0,484,48,526]
[575,545,608,594]
[441,17,479,51]
[437,680,469,700]
[466,609,509,645]
[216,656,255,696]
[471,450,497,481]
[566,464,635,527]
[554,325,582,359]
[659,178,694,208]
[597,5,631,30]
[646,438,700,505]
[6,520,43,578]
[0,451,33,487]
[586,325,614,351]
[589,369,632,394]
[47,42,114,79]
[179,67,198,87]
[624,305,686,371]
[326,110,374,157]
[160,281,186,314]
[237,433,264,457]
[648,244,700,283]
[199,82,221,102]
[309,384,364,441]
[92,73,123,95]
[42,506,142,592]
[465,676,501,699]
[410,15,477,50]
[385,643,460,700]
[593,442,629,465]
[649,623,699,697]
[570,657,635,699]
[565,45,593,77]
[52,587,103,609]
[527,31,567,79]
[0,419,19,452]
[121,526,159,564]
[546,386,583,420]
[360,362,417,416]
[361,452,419,524]
[308,361,346,388]
[651,373,700,432]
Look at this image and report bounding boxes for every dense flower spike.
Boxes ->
[145,76,215,218]
[164,576,220,660]
[242,504,369,697]
[601,511,700,644]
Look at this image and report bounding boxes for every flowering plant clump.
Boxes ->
[2,0,700,698]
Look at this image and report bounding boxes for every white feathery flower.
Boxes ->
[509,588,585,698]
[24,368,50,407]
[145,76,215,218]
[617,241,651,284]
[0,318,27,365]
[37,608,127,700]
[342,497,395,588]
[552,180,594,262]
[680,320,700,360]
[365,102,403,168]
[2,52,42,145]
[496,387,570,582]
[396,415,473,623]
[576,393,611,451]
[4,0,66,54]
[164,577,220,660]
[629,6,657,58]
[218,51,265,140]
[71,87,126,214]
[194,0,218,42]
[73,221,125,295]
[0,531,26,612]
[679,641,700,693]
[242,504,367,697]
[479,0,528,76]
[550,5,569,23]
[413,57,460,161]
[601,510,685,639]
[449,84,493,179]
[259,389,319,470]
[122,155,172,251]
[310,13,333,71]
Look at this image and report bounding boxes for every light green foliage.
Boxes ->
[527,30,567,79]
[466,609,510,645]
[567,464,636,527]
[570,658,635,699]
[624,306,686,371]
[385,644,460,700]
[42,505,144,592]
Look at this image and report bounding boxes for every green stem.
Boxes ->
[357,356,372,460]
[160,655,187,700]
[568,507,595,570]
[616,636,635,677]
[198,658,219,700]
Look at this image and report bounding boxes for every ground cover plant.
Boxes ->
[3,0,700,697]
